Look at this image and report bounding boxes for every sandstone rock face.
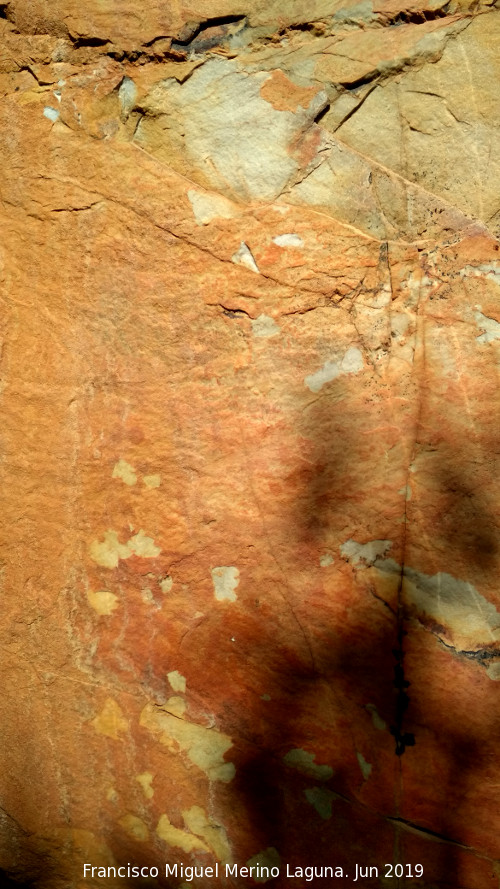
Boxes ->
[1,0,500,887]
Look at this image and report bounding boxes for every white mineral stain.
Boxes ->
[112,458,137,485]
[211,566,240,602]
[460,263,500,285]
[304,786,335,819]
[43,106,60,121]
[140,703,235,782]
[283,748,333,781]
[136,772,154,799]
[231,242,260,274]
[272,233,304,248]
[357,752,372,780]
[188,189,237,225]
[87,589,119,615]
[91,699,128,740]
[167,670,186,693]
[251,314,280,338]
[89,529,161,568]
[304,347,364,392]
[143,473,161,488]
[340,539,392,567]
[246,848,281,882]
[474,310,500,343]
[119,814,149,842]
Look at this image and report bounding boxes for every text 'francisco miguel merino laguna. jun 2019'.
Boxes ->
[83,862,425,882]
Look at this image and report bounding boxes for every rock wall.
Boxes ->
[1,0,500,886]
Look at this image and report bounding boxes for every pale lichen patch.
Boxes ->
[140,703,235,782]
[376,559,500,650]
[89,529,161,568]
[89,531,130,569]
[91,699,128,740]
[128,530,161,558]
[160,575,173,593]
[486,662,500,680]
[211,566,240,602]
[246,848,281,883]
[136,772,154,799]
[319,553,334,567]
[156,815,210,854]
[143,473,161,488]
[118,814,149,842]
[165,696,186,717]
[365,703,387,731]
[112,458,137,486]
[357,752,372,780]
[87,589,119,615]
[167,670,186,693]
[340,539,392,567]
[182,806,231,863]
[283,748,333,781]
[304,787,335,819]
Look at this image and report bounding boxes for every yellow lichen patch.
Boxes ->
[182,806,231,863]
[87,589,119,615]
[119,814,149,842]
[143,473,161,488]
[156,814,210,854]
[260,70,321,112]
[136,772,154,799]
[89,529,161,568]
[92,699,129,740]
[106,787,118,803]
[165,696,186,717]
[112,459,137,485]
[167,670,186,693]
[140,703,235,782]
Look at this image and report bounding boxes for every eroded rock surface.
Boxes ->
[1,0,500,886]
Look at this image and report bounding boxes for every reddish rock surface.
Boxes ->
[1,1,500,887]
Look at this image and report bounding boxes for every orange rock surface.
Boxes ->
[1,0,500,887]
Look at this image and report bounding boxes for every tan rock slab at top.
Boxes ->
[1,3,500,888]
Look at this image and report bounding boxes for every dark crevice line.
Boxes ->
[170,14,246,50]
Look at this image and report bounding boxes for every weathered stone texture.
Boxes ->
[1,0,500,886]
